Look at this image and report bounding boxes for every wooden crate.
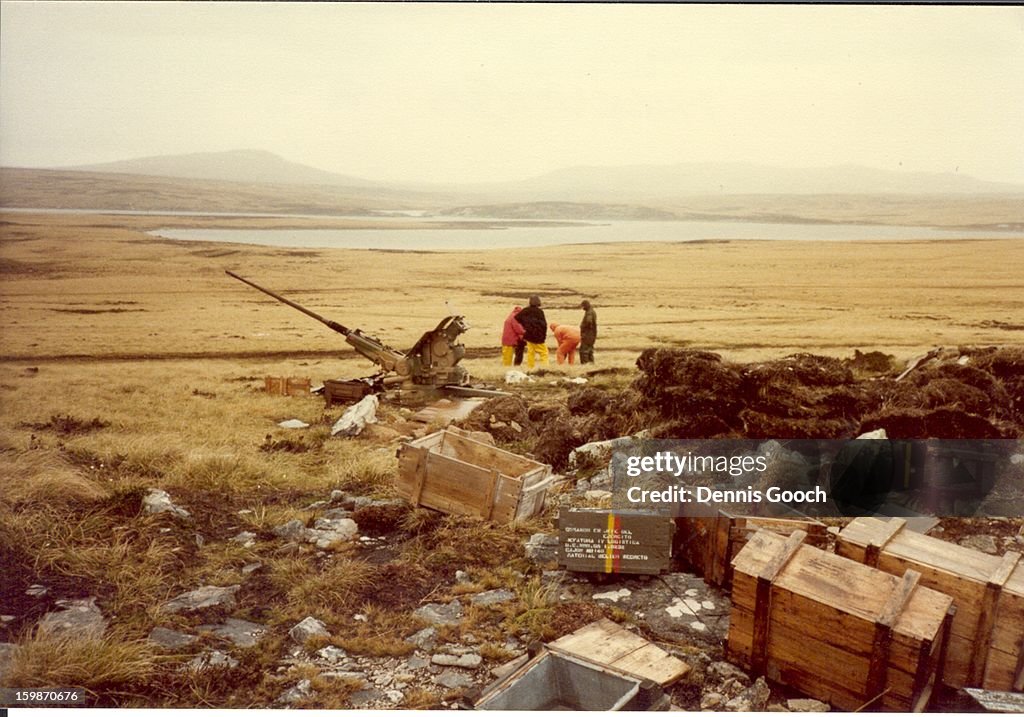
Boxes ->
[559,510,674,575]
[264,376,311,397]
[836,516,1024,690]
[675,509,827,587]
[728,529,955,712]
[323,378,376,406]
[395,427,554,524]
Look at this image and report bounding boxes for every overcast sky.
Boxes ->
[2,2,1022,185]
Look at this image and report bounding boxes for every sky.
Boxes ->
[1,2,1023,185]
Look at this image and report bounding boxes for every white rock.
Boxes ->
[143,489,191,519]
[290,616,330,643]
[278,419,310,429]
[856,428,888,440]
[592,588,631,603]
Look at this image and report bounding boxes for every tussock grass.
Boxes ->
[329,604,417,657]
[1,631,159,700]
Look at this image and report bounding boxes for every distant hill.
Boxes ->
[69,149,378,188]
[497,162,1024,200]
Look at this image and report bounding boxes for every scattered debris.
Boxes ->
[331,394,378,437]
[504,370,533,384]
[143,488,191,519]
[186,650,239,672]
[305,517,359,548]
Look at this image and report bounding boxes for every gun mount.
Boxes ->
[225,271,471,390]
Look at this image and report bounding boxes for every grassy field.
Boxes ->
[1,208,1022,707]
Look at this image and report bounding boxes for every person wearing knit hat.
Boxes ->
[514,295,549,368]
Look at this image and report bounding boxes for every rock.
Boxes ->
[471,588,516,606]
[707,661,749,684]
[787,698,831,712]
[317,645,348,663]
[569,435,642,469]
[725,677,771,712]
[584,489,612,501]
[241,562,263,575]
[768,704,791,712]
[273,519,307,540]
[456,653,482,668]
[385,689,404,703]
[413,600,463,626]
[348,688,383,707]
[198,618,266,648]
[187,650,239,671]
[0,643,19,681]
[304,500,327,511]
[575,479,591,493]
[278,419,310,429]
[322,670,367,684]
[331,394,379,437]
[405,654,430,670]
[455,570,470,584]
[37,597,107,639]
[960,534,999,555]
[431,654,460,666]
[322,507,353,520]
[856,428,888,439]
[143,488,191,519]
[701,692,725,710]
[504,370,533,384]
[279,678,313,704]
[433,669,476,689]
[231,531,256,547]
[524,533,559,563]
[148,626,198,649]
[307,517,359,548]
[1010,453,1024,465]
[25,584,48,597]
[593,588,631,603]
[589,467,612,489]
[406,627,438,651]
[160,585,240,614]
[290,616,330,643]
[330,489,354,506]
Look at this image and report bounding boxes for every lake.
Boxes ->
[149,218,1024,251]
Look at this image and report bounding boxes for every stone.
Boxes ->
[431,654,460,666]
[0,643,19,681]
[589,467,612,489]
[231,531,256,547]
[413,600,463,626]
[701,692,725,710]
[241,562,263,575]
[960,534,999,555]
[279,678,313,703]
[524,533,559,563]
[316,645,348,663]
[707,661,750,684]
[322,507,352,520]
[278,419,310,429]
[148,626,198,649]
[433,669,476,689]
[456,653,482,668]
[37,597,107,639]
[198,618,266,648]
[584,489,613,501]
[470,588,515,606]
[25,584,48,597]
[593,588,631,603]
[348,687,383,707]
[385,689,404,703]
[160,585,240,614]
[143,488,191,519]
[575,479,591,493]
[273,519,307,540]
[405,655,431,670]
[787,698,831,712]
[455,570,470,583]
[322,670,367,684]
[306,517,359,548]
[725,677,771,712]
[187,650,239,671]
[290,616,330,643]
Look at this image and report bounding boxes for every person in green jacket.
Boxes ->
[579,299,597,364]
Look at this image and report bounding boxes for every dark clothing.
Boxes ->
[579,307,597,364]
[514,339,525,366]
[515,305,548,344]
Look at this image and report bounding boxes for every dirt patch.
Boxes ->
[353,502,410,536]
[456,396,537,445]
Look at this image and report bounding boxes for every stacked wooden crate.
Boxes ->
[675,509,827,587]
[728,529,955,712]
[836,516,1024,690]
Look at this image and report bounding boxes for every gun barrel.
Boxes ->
[225,270,350,335]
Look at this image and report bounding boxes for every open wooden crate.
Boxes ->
[837,516,1024,690]
[728,529,955,712]
[675,508,827,587]
[396,427,554,523]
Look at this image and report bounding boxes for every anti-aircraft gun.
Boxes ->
[226,271,477,398]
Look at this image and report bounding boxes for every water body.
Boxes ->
[150,219,1024,251]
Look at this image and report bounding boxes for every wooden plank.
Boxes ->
[867,570,921,700]
[970,552,1022,685]
[751,530,805,676]
[865,517,906,567]
[549,619,689,687]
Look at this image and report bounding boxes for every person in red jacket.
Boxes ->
[501,306,526,366]
[549,322,581,365]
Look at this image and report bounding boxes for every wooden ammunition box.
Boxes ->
[323,378,376,406]
[396,427,554,523]
[264,376,312,396]
[837,516,1024,690]
[675,509,827,587]
[558,510,674,575]
[728,529,954,712]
